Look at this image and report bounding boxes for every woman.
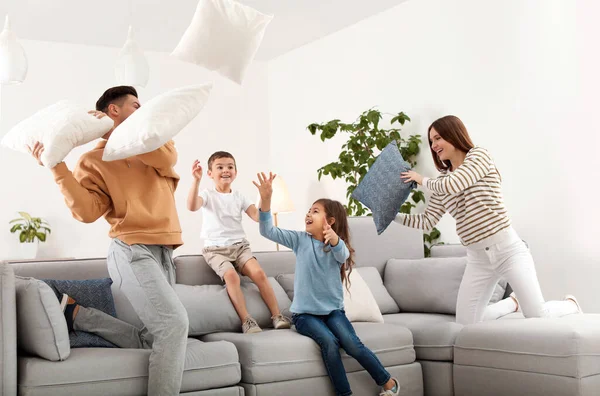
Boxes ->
[397,115,581,325]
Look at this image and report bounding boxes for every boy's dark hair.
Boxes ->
[208,151,236,170]
[95,86,138,112]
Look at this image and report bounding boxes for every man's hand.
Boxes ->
[192,160,203,181]
[26,141,45,167]
[88,110,108,119]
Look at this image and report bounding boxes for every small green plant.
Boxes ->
[9,212,51,243]
[307,108,441,256]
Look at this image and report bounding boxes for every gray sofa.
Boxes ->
[1,217,600,396]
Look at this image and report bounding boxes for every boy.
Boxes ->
[187,151,290,333]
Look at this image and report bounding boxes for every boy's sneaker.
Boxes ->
[379,377,400,396]
[272,314,291,329]
[564,294,583,313]
[60,293,78,332]
[242,316,262,334]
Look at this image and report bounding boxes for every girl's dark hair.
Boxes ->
[428,115,475,171]
[313,199,355,290]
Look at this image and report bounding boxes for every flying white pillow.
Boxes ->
[102,83,212,161]
[171,0,272,85]
[1,100,114,168]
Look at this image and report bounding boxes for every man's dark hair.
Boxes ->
[208,151,236,170]
[95,86,138,112]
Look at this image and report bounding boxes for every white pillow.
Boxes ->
[1,100,114,168]
[102,83,212,161]
[171,0,273,85]
[343,269,384,323]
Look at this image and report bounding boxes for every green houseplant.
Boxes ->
[307,109,441,256]
[9,212,51,259]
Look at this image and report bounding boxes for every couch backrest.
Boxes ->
[9,258,144,327]
[348,216,423,275]
[174,251,297,285]
[6,216,424,325]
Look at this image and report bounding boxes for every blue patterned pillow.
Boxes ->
[42,278,118,348]
[352,141,416,235]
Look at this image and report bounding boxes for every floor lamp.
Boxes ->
[258,175,294,251]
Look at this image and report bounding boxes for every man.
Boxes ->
[28,86,189,396]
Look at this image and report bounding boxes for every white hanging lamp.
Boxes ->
[0,15,28,85]
[114,25,149,87]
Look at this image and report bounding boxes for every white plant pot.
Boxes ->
[20,240,38,259]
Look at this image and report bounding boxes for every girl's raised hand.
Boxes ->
[252,172,277,199]
[323,221,339,246]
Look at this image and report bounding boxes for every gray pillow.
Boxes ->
[355,267,400,314]
[384,257,507,314]
[42,278,117,348]
[15,276,70,361]
[275,273,294,301]
[352,141,416,234]
[177,277,292,336]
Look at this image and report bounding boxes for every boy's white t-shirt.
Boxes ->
[199,187,254,247]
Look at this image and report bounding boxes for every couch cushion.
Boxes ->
[384,257,506,314]
[349,217,424,275]
[175,251,297,285]
[15,276,70,361]
[18,339,240,395]
[344,270,383,323]
[42,278,117,348]
[357,267,400,314]
[10,259,144,329]
[177,277,292,336]
[429,244,467,258]
[202,323,415,384]
[384,313,462,361]
[454,314,600,378]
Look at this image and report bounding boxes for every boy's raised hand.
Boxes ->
[323,222,339,247]
[252,172,277,199]
[192,160,203,181]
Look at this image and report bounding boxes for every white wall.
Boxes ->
[268,0,600,311]
[0,40,273,260]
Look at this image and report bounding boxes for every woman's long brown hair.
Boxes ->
[313,199,355,290]
[428,115,475,172]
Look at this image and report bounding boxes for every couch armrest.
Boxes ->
[0,262,17,395]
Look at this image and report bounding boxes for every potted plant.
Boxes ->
[9,212,51,259]
[307,109,441,256]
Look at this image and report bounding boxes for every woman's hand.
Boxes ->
[401,170,424,185]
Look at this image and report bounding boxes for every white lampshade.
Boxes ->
[114,26,149,88]
[257,175,294,214]
[0,15,27,85]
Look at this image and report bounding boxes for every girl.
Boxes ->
[254,172,400,396]
[399,115,582,325]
